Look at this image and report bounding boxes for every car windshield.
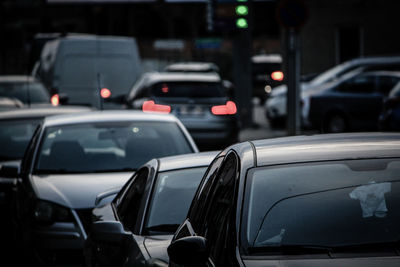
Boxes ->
[0,119,41,161]
[309,61,363,86]
[243,158,400,254]
[144,166,206,235]
[34,121,194,174]
[151,82,224,98]
[0,82,50,104]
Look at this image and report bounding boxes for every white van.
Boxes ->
[34,34,142,109]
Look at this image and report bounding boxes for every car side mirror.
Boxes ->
[167,236,208,265]
[0,163,20,178]
[90,221,131,244]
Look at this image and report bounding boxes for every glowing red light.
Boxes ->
[51,94,59,106]
[100,88,111,99]
[271,71,284,81]
[142,100,171,114]
[211,101,237,115]
[161,84,169,93]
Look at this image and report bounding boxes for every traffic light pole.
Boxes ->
[285,28,301,135]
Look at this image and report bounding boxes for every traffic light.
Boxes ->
[235,0,249,29]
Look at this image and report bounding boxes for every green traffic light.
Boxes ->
[236,5,249,16]
[237,0,247,2]
[236,18,248,28]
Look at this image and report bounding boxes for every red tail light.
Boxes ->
[211,101,237,115]
[271,71,284,81]
[51,94,59,106]
[142,100,171,114]
[100,88,111,99]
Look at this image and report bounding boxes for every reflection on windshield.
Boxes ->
[244,159,400,252]
[34,121,194,174]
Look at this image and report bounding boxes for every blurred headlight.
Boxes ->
[34,200,72,224]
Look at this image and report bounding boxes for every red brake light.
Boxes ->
[211,101,237,115]
[100,88,111,99]
[142,100,171,114]
[271,71,284,81]
[51,94,59,106]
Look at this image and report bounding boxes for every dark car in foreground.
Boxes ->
[125,72,240,151]
[379,80,400,131]
[304,70,400,132]
[84,151,218,267]
[167,133,400,267]
[6,110,198,266]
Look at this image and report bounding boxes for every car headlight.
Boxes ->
[34,200,72,225]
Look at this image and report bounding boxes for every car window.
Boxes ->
[150,82,225,98]
[336,75,376,94]
[116,168,148,231]
[377,76,400,95]
[34,121,194,174]
[0,118,42,161]
[242,158,400,254]
[0,82,50,103]
[201,153,238,264]
[144,167,206,235]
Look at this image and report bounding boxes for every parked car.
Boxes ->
[167,132,400,267]
[265,55,400,126]
[33,34,142,109]
[0,97,24,110]
[0,75,51,106]
[84,151,219,267]
[125,72,240,150]
[379,80,400,131]
[304,71,400,132]
[5,110,198,266]
[251,53,284,103]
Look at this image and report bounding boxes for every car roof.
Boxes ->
[164,62,219,72]
[140,72,221,85]
[0,75,39,83]
[0,105,92,120]
[251,54,283,64]
[42,110,182,127]
[157,150,220,172]
[251,133,400,167]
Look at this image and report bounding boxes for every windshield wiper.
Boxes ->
[144,224,180,234]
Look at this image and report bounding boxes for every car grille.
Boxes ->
[75,208,93,235]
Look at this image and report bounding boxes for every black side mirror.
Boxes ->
[0,163,20,178]
[90,221,131,244]
[167,236,208,265]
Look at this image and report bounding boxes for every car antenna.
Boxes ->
[97,72,103,110]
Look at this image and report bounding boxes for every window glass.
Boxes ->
[116,169,148,231]
[0,119,42,161]
[378,76,400,95]
[151,82,224,98]
[0,82,50,103]
[144,167,206,235]
[34,121,194,174]
[243,159,400,254]
[336,75,376,94]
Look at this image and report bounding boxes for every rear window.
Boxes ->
[0,82,50,104]
[242,158,400,254]
[151,82,225,98]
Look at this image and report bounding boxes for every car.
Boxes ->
[125,72,240,151]
[83,150,219,267]
[251,54,284,104]
[304,70,400,133]
[5,110,198,266]
[0,96,24,110]
[379,81,400,131]
[33,34,142,109]
[265,55,400,126]
[167,132,400,267]
[0,75,51,106]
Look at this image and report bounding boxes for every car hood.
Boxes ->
[143,235,173,263]
[31,172,133,209]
